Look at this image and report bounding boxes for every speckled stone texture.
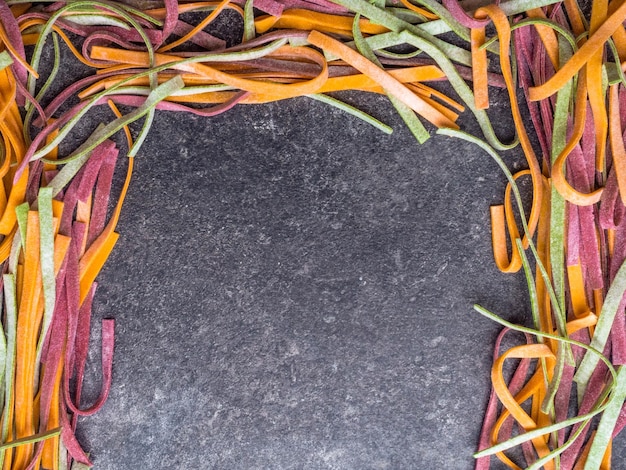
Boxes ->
[59,84,557,470]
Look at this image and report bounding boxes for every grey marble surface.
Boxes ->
[64,87,555,469]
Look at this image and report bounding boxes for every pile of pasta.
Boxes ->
[0,0,622,468]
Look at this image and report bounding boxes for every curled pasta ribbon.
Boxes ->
[490,170,538,273]
[18,19,108,69]
[552,74,604,206]
[307,30,459,129]
[476,5,543,259]
[90,44,329,101]
[158,0,232,52]
[0,65,28,258]
[566,311,599,335]
[529,0,626,101]
[492,344,557,469]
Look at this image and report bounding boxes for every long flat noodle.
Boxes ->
[0,274,16,466]
[490,171,529,273]
[33,75,185,165]
[109,90,248,115]
[65,226,83,380]
[491,344,555,429]
[529,0,626,101]
[535,178,556,350]
[471,22,489,110]
[78,230,119,305]
[323,0,474,66]
[473,3,544,240]
[609,83,626,204]
[0,167,29,236]
[587,0,609,173]
[86,147,118,246]
[255,8,389,35]
[68,285,95,426]
[579,206,604,291]
[472,306,616,458]
[306,94,393,134]
[34,188,56,374]
[29,277,67,470]
[317,66,446,93]
[58,404,91,467]
[575,260,626,390]
[551,73,604,205]
[307,30,458,129]
[475,328,533,470]
[561,363,614,467]
[0,429,62,452]
[518,229,543,343]
[13,211,42,469]
[549,44,573,346]
[563,0,586,36]
[60,13,133,30]
[351,15,430,142]
[159,0,231,52]
[65,319,113,416]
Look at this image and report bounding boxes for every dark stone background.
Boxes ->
[73,87,537,469]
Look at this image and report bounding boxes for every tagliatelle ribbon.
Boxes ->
[610,83,626,204]
[470,18,489,109]
[307,30,458,129]
[491,344,557,468]
[158,0,232,52]
[255,9,389,35]
[89,44,330,101]
[471,5,543,274]
[490,170,533,273]
[85,64,447,98]
[529,0,626,101]
[588,0,609,172]
[551,74,604,205]
[525,8,560,70]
